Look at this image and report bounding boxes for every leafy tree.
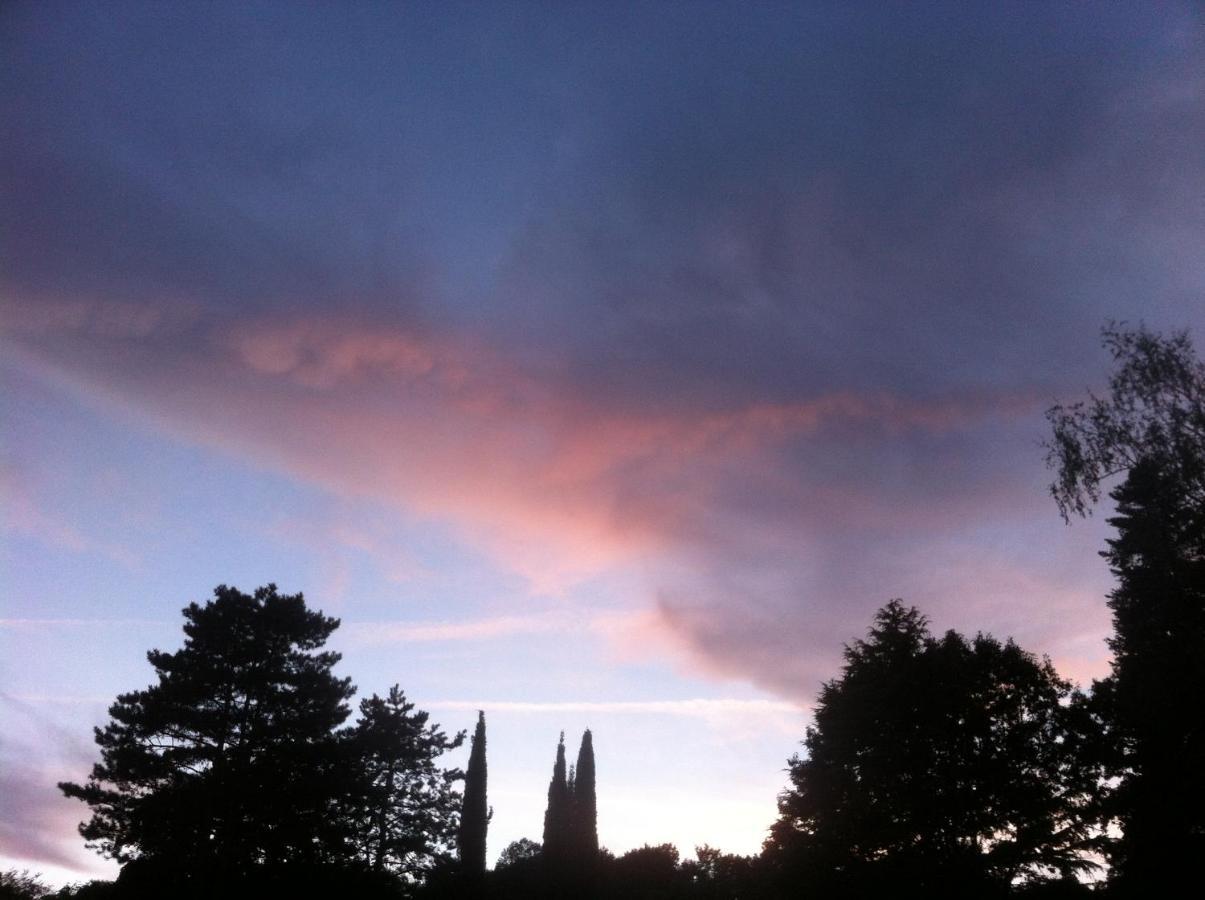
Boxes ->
[682,846,770,900]
[1044,322,1205,520]
[481,839,546,900]
[59,584,355,884]
[0,870,49,900]
[608,844,685,898]
[1045,323,1205,891]
[495,838,542,870]
[768,601,1100,896]
[344,686,465,883]
[456,710,489,875]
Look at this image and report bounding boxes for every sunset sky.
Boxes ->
[2,1,1203,885]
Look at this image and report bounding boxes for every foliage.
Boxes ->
[344,686,465,881]
[457,711,489,875]
[1044,323,1205,520]
[610,844,682,897]
[59,584,354,880]
[541,733,570,864]
[58,584,463,896]
[768,601,1101,895]
[1045,323,1205,892]
[681,846,771,900]
[0,871,49,900]
[42,884,117,900]
[1091,461,1205,890]
[570,729,599,862]
[495,838,542,870]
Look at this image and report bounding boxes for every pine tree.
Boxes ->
[542,732,569,864]
[571,730,598,861]
[59,584,355,882]
[345,686,464,879]
[1095,461,1205,891]
[457,710,489,876]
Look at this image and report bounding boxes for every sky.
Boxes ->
[2,0,1204,886]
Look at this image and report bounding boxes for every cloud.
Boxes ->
[0,769,87,870]
[424,697,804,737]
[0,696,111,877]
[343,613,574,645]
[2,2,1202,702]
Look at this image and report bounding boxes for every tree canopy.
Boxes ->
[344,686,464,881]
[768,601,1100,895]
[1044,323,1205,520]
[59,584,463,896]
[60,584,354,880]
[1045,324,1205,891]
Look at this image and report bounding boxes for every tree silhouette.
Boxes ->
[1091,461,1205,891]
[60,584,354,885]
[495,838,542,870]
[0,870,49,900]
[768,601,1100,895]
[457,711,489,876]
[571,729,599,862]
[58,584,466,897]
[542,732,570,865]
[1045,323,1205,891]
[345,686,464,881]
[1044,323,1205,520]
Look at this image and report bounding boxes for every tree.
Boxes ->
[0,870,49,900]
[682,846,769,900]
[1044,323,1205,521]
[1088,462,1205,890]
[570,730,599,862]
[767,601,1100,895]
[542,732,570,864]
[345,686,465,882]
[495,838,542,870]
[608,844,684,897]
[59,584,355,884]
[1045,323,1205,891]
[456,711,489,875]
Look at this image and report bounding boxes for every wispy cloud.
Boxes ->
[425,698,801,716]
[342,614,574,644]
[423,697,805,736]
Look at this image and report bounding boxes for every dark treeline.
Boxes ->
[9,325,1203,900]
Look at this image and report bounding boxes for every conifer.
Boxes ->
[572,730,599,859]
[542,732,569,862]
[457,710,489,876]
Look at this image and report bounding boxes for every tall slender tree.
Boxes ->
[457,711,489,876]
[542,732,569,864]
[571,730,598,861]
[1093,461,1205,891]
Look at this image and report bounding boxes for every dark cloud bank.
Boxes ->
[3,1,1203,702]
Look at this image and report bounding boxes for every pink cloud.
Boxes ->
[4,306,1100,694]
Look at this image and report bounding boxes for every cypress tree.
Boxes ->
[542,732,569,863]
[572,730,598,860]
[457,710,489,876]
